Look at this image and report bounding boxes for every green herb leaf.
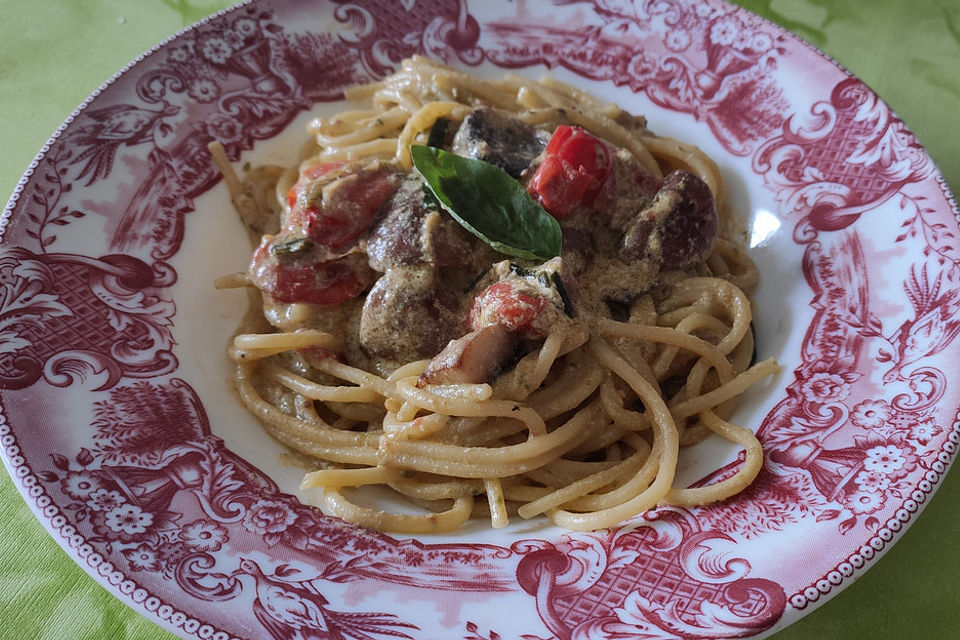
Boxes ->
[270,236,313,257]
[411,145,562,261]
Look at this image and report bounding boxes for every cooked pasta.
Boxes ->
[212,56,777,533]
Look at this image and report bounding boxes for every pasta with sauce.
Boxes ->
[212,56,778,533]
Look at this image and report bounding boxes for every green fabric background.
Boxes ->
[1,1,958,638]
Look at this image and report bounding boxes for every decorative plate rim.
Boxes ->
[3,1,960,639]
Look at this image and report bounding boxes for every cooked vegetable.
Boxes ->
[526,125,614,218]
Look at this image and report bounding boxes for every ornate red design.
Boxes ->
[484,0,788,156]
[0,246,175,390]
[513,510,785,639]
[331,0,482,74]
[754,77,933,235]
[2,1,960,638]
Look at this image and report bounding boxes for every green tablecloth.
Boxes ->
[1,1,958,638]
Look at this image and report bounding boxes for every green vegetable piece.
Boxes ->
[270,236,313,257]
[411,145,562,261]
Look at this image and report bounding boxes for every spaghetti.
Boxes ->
[213,57,778,533]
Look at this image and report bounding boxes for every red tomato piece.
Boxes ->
[286,161,345,208]
[287,163,398,248]
[527,125,614,218]
[251,242,364,307]
[468,282,547,333]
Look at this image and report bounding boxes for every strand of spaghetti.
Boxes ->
[314,358,396,396]
[548,339,678,531]
[419,382,494,402]
[525,459,620,487]
[673,312,739,346]
[517,434,650,519]
[318,137,398,162]
[343,82,383,100]
[389,477,483,500]
[611,336,658,386]
[526,357,604,419]
[315,489,473,534]
[233,330,340,351]
[566,417,627,457]
[431,72,520,110]
[563,438,662,512]
[595,317,734,380]
[207,141,244,199]
[515,85,550,110]
[382,412,449,440]
[406,55,521,109]
[656,281,752,361]
[391,362,496,404]
[650,313,739,385]
[260,361,381,403]
[397,88,426,113]
[710,237,760,290]
[663,410,763,506]
[309,110,382,139]
[315,106,409,147]
[728,327,755,373]
[394,101,471,169]
[517,107,567,124]
[537,75,624,120]
[392,378,547,437]
[385,362,431,421]
[484,478,508,529]
[292,394,325,426]
[301,466,402,490]
[377,401,602,478]
[641,134,724,205]
[234,364,380,464]
[494,331,565,401]
[669,358,779,421]
[599,375,648,431]
[325,401,385,424]
[386,359,430,380]
[398,401,422,422]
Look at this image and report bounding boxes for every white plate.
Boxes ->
[2,1,958,638]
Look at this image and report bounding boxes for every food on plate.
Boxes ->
[212,56,778,533]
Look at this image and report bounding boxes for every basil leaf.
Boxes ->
[411,145,562,261]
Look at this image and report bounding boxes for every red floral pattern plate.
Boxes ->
[2,1,958,639]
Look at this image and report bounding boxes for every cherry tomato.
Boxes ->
[286,161,345,208]
[251,241,364,307]
[287,163,398,248]
[526,125,614,218]
[468,282,547,334]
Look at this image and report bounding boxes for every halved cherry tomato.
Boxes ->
[286,161,345,208]
[251,241,364,307]
[526,125,614,219]
[287,163,398,248]
[468,282,547,334]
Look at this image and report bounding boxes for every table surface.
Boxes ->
[2,1,959,639]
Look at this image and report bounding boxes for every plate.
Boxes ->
[2,1,958,639]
